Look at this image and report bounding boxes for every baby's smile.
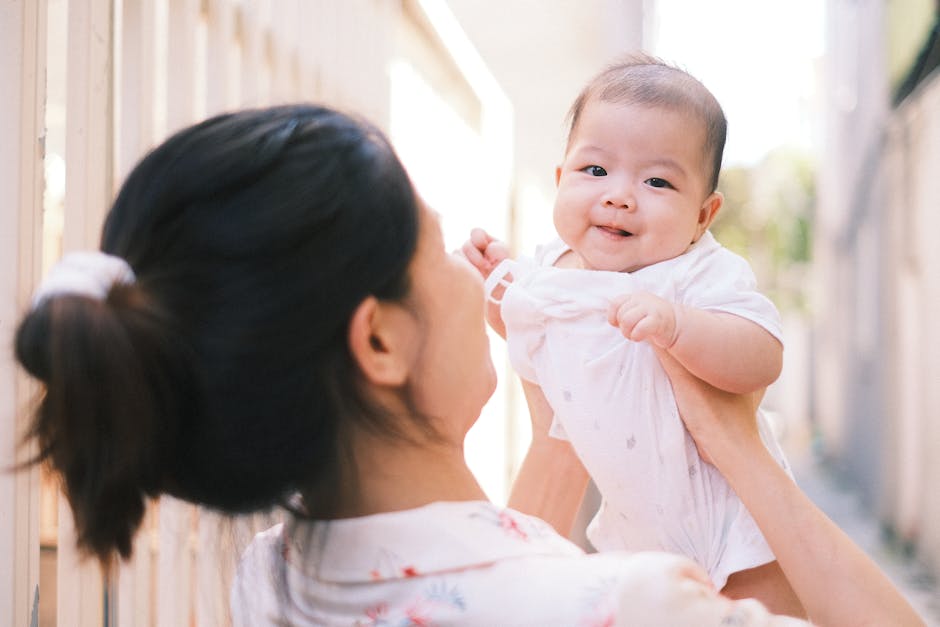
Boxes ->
[595,224,634,238]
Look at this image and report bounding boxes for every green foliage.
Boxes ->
[712,147,816,312]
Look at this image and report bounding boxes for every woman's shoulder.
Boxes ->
[230,504,807,626]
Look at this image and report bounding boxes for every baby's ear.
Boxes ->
[693,192,723,241]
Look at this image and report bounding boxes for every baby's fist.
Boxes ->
[608,292,680,349]
[460,228,509,278]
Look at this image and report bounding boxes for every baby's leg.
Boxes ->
[721,560,807,619]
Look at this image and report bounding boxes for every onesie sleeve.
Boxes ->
[678,239,784,345]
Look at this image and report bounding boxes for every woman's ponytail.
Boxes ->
[15,282,196,563]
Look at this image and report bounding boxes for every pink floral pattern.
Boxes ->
[230,501,809,626]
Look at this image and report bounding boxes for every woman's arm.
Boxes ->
[507,380,590,537]
[656,349,924,626]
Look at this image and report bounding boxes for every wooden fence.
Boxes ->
[0,1,513,624]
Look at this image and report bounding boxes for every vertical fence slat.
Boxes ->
[113,1,158,623]
[159,2,202,625]
[205,0,237,115]
[255,0,274,103]
[295,1,315,100]
[283,1,301,100]
[116,0,156,180]
[59,0,115,619]
[195,511,232,626]
[0,0,46,625]
[166,0,200,135]
[63,0,115,253]
[156,499,195,627]
[267,4,288,104]
[237,2,266,106]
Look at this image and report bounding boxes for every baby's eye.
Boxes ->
[645,177,674,189]
[582,165,607,177]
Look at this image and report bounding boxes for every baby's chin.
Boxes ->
[577,251,672,273]
[572,250,648,273]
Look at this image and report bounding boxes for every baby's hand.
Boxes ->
[460,228,510,278]
[608,292,680,349]
[459,228,510,339]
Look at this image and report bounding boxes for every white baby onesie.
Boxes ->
[486,231,792,589]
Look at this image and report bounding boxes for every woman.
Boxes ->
[15,104,922,625]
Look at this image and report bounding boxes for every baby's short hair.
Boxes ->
[566,52,727,192]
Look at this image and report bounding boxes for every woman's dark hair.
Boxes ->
[14,104,420,564]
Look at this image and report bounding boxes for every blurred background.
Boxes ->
[2,0,939,624]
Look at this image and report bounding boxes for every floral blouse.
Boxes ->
[230,500,809,626]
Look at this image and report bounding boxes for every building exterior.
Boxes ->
[814,0,940,575]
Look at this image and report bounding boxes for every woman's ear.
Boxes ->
[692,191,723,242]
[348,296,417,387]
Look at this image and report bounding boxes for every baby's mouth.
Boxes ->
[597,225,633,237]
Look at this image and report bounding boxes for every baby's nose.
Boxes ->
[603,186,634,210]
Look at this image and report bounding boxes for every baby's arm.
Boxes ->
[609,292,782,394]
[460,228,510,338]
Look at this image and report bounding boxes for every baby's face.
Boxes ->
[553,99,719,272]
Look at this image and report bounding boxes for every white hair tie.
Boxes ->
[32,251,136,309]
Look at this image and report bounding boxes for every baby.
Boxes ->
[464,53,798,611]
